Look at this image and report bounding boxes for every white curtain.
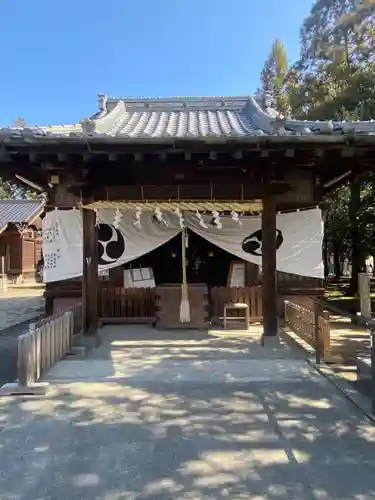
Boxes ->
[185,209,323,278]
[42,207,323,282]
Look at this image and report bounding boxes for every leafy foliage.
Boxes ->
[0,117,41,201]
[260,0,375,291]
[261,39,292,117]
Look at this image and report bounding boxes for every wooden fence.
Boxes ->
[98,287,156,321]
[98,285,263,324]
[210,286,262,323]
[17,303,82,387]
[284,300,331,361]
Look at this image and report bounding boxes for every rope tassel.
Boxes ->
[180,227,190,323]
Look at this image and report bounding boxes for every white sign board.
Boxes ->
[229,261,245,287]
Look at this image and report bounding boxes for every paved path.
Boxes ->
[0,326,375,499]
[0,288,44,386]
[0,288,44,331]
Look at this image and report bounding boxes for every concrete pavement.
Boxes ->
[0,288,44,386]
[0,326,374,499]
[0,287,44,330]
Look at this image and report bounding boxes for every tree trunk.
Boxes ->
[347,177,363,296]
[323,237,329,280]
[332,243,341,279]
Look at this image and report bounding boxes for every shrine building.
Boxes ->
[0,93,374,338]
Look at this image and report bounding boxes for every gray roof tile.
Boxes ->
[1,94,375,142]
[0,200,44,233]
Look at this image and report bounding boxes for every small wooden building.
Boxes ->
[0,200,44,282]
[0,93,374,337]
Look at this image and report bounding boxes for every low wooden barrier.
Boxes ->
[210,286,262,324]
[0,303,82,395]
[284,300,331,361]
[98,287,156,322]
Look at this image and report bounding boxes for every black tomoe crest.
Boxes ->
[97,223,125,266]
[242,229,283,256]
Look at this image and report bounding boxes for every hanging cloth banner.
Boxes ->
[42,208,83,282]
[42,209,181,283]
[42,207,323,283]
[185,209,324,279]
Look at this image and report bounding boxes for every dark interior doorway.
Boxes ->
[123,229,233,287]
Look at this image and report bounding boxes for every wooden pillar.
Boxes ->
[262,195,278,336]
[82,207,98,335]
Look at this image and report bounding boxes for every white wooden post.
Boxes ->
[359,272,372,319]
[1,256,6,292]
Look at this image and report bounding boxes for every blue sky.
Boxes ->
[0,0,313,126]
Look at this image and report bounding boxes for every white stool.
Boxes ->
[223,302,250,330]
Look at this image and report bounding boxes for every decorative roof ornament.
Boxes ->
[79,118,96,134]
[98,94,107,111]
[263,91,275,109]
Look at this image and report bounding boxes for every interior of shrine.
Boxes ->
[123,229,234,287]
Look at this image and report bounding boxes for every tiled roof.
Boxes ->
[0,200,44,234]
[1,94,375,142]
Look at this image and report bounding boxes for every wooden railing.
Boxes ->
[98,287,156,321]
[17,303,82,387]
[278,271,323,289]
[284,300,331,361]
[210,286,262,324]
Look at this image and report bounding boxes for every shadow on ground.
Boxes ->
[0,377,375,499]
[0,326,374,499]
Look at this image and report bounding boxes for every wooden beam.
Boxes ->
[262,193,278,337]
[93,182,292,202]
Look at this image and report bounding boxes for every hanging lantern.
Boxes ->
[113,208,122,229]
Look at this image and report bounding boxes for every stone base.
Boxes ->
[0,382,50,396]
[73,333,101,351]
[261,334,281,348]
[357,356,371,382]
[66,345,87,359]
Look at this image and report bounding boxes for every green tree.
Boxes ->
[298,0,375,293]
[259,0,375,293]
[0,179,14,199]
[261,39,292,117]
